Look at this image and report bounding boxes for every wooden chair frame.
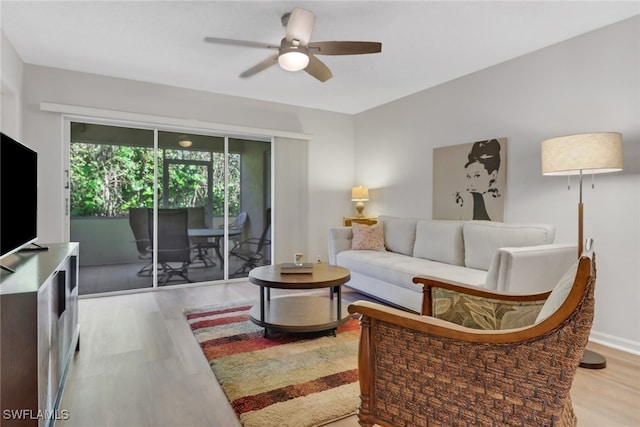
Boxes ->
[348,255,595,427]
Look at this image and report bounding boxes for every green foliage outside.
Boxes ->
[70,143,240,218]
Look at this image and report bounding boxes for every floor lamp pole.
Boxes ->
[578,171,583,257]
[577,170,607,369]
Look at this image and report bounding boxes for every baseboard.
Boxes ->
[589,330,640,356]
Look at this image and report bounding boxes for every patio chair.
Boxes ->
[223,211,248,247]
[128,207,152,276]
[148,208,193,285]
[348,248,597,427]
[229,208,271,277]
[187,206,217,268]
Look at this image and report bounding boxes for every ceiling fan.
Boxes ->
[204,7,382,82]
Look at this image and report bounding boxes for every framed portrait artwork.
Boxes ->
[432,138,507,221]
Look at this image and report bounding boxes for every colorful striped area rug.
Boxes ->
[184,301,361,427]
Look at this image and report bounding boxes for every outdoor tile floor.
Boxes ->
[79,257,250,295]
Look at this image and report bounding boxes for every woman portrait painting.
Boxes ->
[433,138,507,221]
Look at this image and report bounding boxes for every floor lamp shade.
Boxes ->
[540,132,623,370]
[541,132,623,175]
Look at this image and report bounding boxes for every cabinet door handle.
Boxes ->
[57,270,67,317]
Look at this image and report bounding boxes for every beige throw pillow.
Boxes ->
[351,222,385,251]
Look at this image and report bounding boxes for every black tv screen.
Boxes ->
[1,132,38,258]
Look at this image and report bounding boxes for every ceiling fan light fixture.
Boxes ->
[278,50,309,71]
[204,7,382,81]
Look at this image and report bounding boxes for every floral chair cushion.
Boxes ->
[433,289,545,330]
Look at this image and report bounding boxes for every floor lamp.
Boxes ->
[541,132,624,369]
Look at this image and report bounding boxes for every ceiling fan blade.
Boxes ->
[204,37,277,50]
[308,41,382,55]
[304,54,333,82]
[285,8,315,45]
[239,55,279,78]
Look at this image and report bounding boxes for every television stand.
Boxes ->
[1,242,80,426]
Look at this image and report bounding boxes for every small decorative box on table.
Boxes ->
[280,262,315,274]
[248,262,351,337]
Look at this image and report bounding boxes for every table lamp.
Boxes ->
[541,131,623,369]
[351,186,369,218]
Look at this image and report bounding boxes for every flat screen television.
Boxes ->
[0,132,38,259]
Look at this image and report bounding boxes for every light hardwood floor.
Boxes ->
[58,281,640,427]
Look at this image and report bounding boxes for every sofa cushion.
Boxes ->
[413,220,465,266]
[337,250,487,292]
[463,221,555,270]
[351,222,385,251]
[378,215,417,256]
[535,259,580,324]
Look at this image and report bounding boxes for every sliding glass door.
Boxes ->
[69,122,155,293]
[69,121,271,295]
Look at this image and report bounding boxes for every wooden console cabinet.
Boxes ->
[0,243,80,427]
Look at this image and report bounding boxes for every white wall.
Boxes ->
[1,31,23,139]
[354,17,640,351]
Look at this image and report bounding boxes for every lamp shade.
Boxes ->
[541,132,623,176]
[278,51,309,71]
[351,186,369,201]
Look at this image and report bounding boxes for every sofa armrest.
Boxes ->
[328,226,352,265]
[485,243,577,294]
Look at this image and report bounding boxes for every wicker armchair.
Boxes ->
[347,253,596,427]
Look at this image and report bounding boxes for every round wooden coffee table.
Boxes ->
[248,263,351,336]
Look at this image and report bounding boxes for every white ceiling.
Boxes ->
[1,1,638,114]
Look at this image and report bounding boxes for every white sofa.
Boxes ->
[328,216,577,313]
